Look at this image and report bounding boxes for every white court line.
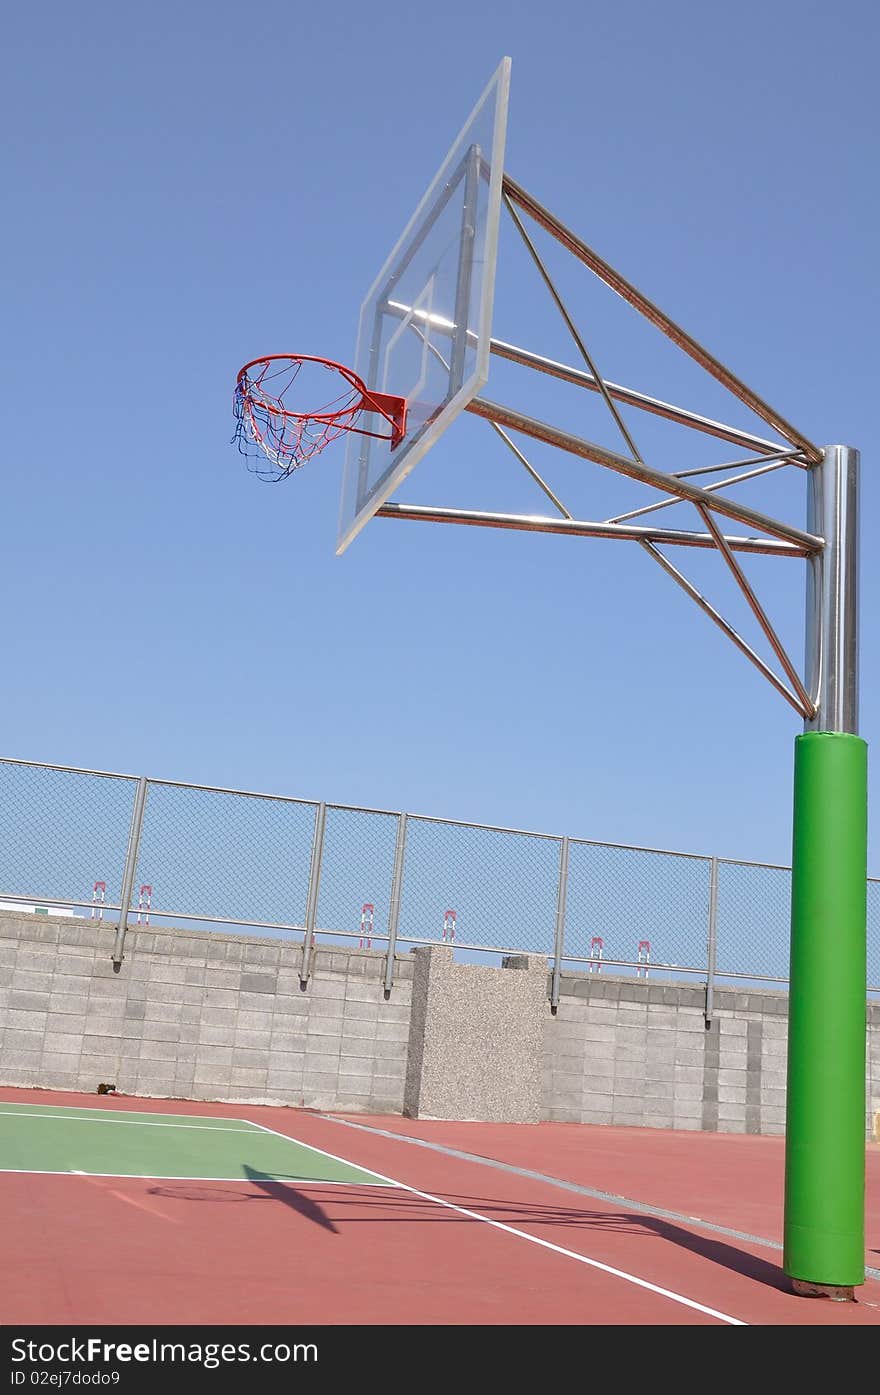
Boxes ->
[0,1106,256,1125]
[0,1169,388,1185]
[244,1118,746,1325]
[0,1110,262,1134]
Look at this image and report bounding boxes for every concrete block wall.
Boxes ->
[0,911,412,1113]
[545,972,880,1138]
[1,911,878,1135]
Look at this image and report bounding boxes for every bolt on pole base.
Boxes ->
[790,1279,856,1303]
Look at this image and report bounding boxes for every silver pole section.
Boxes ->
[706,857,719,1025]
[501,173,823,465]
[111,776,148,968]
[490,422,573,518]
[376,502,815,558]
[300,801,327,985]
[550,837,570,1011]
[805,446,860,734]
[383,813,408,997]
[488,338,797,456]
[465,397,823,553]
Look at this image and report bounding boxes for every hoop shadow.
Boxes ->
[157,1166,340,1232]
[147,1174,799,1290]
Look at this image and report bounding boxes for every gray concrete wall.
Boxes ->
[1,911,878,1136]
[545,971,880,1138]
[404,947,546,1122]
[0,910,411,1113]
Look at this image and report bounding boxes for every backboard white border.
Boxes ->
[336,57,511,555]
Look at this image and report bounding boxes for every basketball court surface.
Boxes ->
[3,1087,878,1326]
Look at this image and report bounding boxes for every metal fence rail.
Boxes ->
[0,755,877,1000]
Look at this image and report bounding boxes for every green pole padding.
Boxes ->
[784,730,867,1285]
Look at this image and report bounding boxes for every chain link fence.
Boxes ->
[0,755,878,998]
[398,816,562,955]
[314,805,400,946]
[132,780,319,932]
[0,760,137,913]
[565,840,711,977]
[715,859,793,982]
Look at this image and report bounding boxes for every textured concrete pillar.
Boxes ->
[403,945,547,1122]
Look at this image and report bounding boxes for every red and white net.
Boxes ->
[233,356,365,480]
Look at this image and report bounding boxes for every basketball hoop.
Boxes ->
[233,354,407,480]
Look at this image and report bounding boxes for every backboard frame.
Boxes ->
[336,56,511,555]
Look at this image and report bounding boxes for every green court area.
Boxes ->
[0,1103,386,1184]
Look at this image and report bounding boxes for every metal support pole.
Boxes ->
[550,837,569,1011]
[500,173,822,464]
[705,858,718,1025]
[804,447,860,735]
[383,814,408,997]
[376,502,812,558]
[784,445,866,1300]
[464,396,822,552]
[300,802,327,986]
[111,777,148,969]
[488,336,795,456]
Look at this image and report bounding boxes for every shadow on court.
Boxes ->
[221,1165,339,1232]
[148,1177,793,1291]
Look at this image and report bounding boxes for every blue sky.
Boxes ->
[3,0,878,872]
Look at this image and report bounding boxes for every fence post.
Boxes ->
[706,856,719,1024]
[383,813,408,998]
[300,802,327,986]
[111,777,148,969]
[550,836,569,1011]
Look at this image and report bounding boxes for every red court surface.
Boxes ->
[356,1111,880,1257]
[2,1086,878,1327]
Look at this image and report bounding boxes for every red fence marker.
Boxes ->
[359,902,374,949]
[136,884,152,926]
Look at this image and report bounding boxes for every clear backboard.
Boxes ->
[336,58,511,554]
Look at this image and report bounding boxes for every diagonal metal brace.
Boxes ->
[501,173,823,464]
[640,541,814,718]
[697,505,816,718]
[465,397,823,554]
